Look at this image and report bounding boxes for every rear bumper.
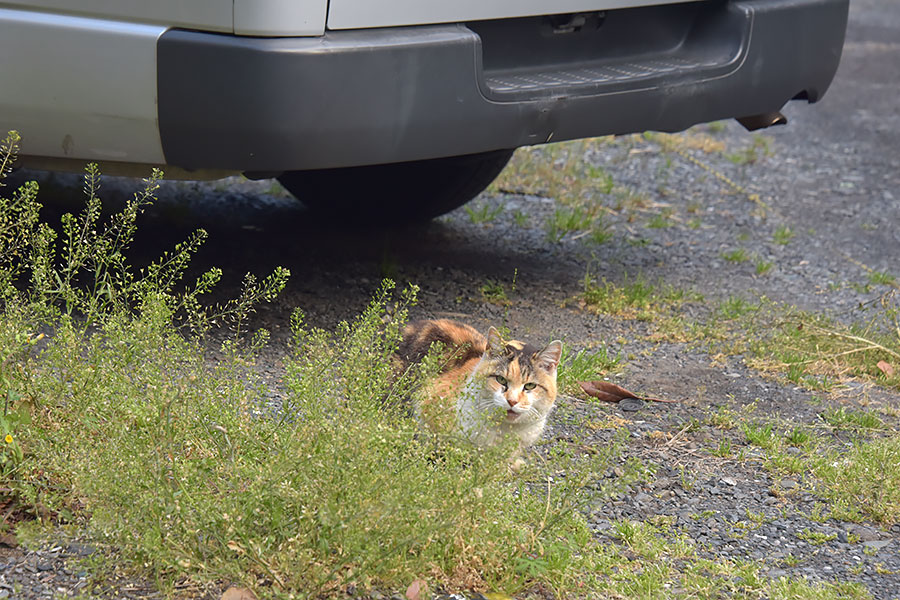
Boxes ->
[158,0,848,172]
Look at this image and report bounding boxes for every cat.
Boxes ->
[397,319,562,448]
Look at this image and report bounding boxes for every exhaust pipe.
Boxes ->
[736,112,787,132]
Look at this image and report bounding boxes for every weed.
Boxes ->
[512,210,528,227]
[708,406,736,430]
[821,407,884,430]
[785,428,811,447]
[557,344,622,395]
[465,201,504,224]
[707,121,727,134]
[480,280,510,306]
[546,207,592,242]
[647,210,673,229]
[755,259,774,275]
[797,528,837,545]
[581,274,696,321]
[722,248,749,263]
[742,423,777,449]
[711,438,733,457]
[717,296,759,320]
[773,225,795,245]
[811,435,900,525]
[868,270,897,287]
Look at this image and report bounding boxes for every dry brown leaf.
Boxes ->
[405,579,427,600]
[0,533,17,548]
[877,360,895,377]
[578,380,675,403]
[221,586,257,600]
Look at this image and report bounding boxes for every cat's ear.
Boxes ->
[486,326,506,356]
[536,340,563,373]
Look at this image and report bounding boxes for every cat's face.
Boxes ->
[469,327,562,428]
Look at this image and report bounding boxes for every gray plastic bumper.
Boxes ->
[157,0,848,172]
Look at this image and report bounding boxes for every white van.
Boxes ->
[0,0,848,222]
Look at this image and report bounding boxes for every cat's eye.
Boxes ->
[524,382,537,391]
[494,375,508,387]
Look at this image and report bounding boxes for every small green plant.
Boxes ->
[722,248,749,263]
[755,259,774,275]
[741,422,777,449]
[710,438,732,457]
[821,407,884,430]
[480,280,510,306]
[811,435,900,525]
[589,225,614,245]
[783,554,801,567]
[546,207,593,242]
[586,165,615,194]
[512,209,529,227]
[785,427,811,447]
[464,201,504,224]
[708,406,736,430]
[647,210,673,229]
[773,225,795,245]
[717,296,759,319]
[557,344,622,395]
[797,528,837,545]
[868,270,897,287]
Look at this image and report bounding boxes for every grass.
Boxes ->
[557,344,622,396]
[480,280,510,306]
[722,248,749,263]
[545,207,594,242]
[1,132,656,599]
[464,201,504,224]
[773,225,795,245]
[3,129,894,600]
[755,259,774,276]
[580,274,699,321]
[741,298,900,391]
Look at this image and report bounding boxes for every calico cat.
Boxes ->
[397,319,562,448]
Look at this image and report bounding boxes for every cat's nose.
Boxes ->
[506,395,519,408]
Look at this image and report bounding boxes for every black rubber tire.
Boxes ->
[276,149,514,225]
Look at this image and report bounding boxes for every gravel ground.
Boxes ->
[4,0,900,598]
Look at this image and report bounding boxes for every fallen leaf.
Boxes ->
[0,533,17,548]
[221,586,257,600]
[405,579,426,600]
[876,360,894,377]
[483,593,515,600]
[578,380,675,404]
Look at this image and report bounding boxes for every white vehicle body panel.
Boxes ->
[327,0,700,30]
[0,8,166,163]
[234,0,327,35]
[0,0,328,36]
[0,0,232,32]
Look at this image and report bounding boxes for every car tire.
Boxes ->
[276,149,514,225]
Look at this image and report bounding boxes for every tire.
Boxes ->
[276,149,514,225]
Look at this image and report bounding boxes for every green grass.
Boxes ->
[811,435,900,524]
[557,344,622,396]
[821,407,884,430]
[580,274,699,321]
[868,270,897,287]
[464,201,504,224]
[480,280,510,305]
[722,248,749,263]
[646,210,673,229]
[2,130,890,600]
[755,259,774,275]
[546,207,593,242]
[773,225,795,245]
